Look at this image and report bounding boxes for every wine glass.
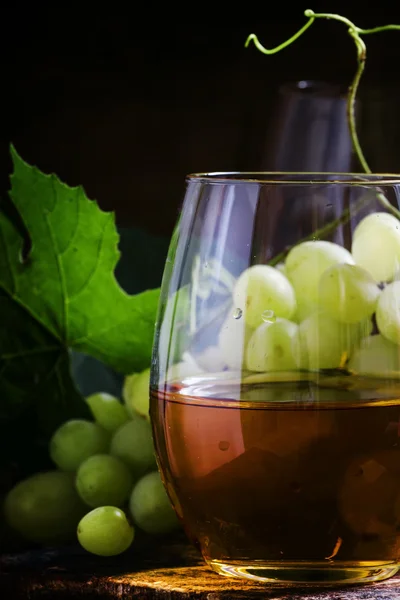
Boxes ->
[150,172,400,586]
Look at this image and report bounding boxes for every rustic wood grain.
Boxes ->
[1,536,400,599]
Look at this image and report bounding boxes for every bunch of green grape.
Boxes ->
[169,211,400,379]
[3,368,180,557]
[232,211,400,376]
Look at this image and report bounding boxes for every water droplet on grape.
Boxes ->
[233,308,242,320]
[218,440,230,451]
[261,310,276,323]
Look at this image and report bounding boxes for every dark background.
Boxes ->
[1,3,400,237]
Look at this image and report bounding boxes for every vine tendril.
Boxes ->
[245,9,400,181]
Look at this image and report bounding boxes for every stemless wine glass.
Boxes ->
[150,172,400,587]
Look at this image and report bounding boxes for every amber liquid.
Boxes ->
[151,379,400,584]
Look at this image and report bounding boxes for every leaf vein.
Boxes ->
[70,312,155,350]
[58,189,82,256]
[45,177,68,340]
[67,217,109,302]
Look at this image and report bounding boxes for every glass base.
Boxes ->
[207,559,400,586]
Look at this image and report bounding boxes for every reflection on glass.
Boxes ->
[263,81,353,172]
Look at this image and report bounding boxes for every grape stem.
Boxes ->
[245,9,400,225]
[268,193,368,266]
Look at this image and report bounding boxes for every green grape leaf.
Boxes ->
[0,146,161,443]
[0,146,160,375]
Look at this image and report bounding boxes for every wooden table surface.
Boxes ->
[1,535,400,599]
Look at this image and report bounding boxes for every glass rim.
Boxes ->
[186,172,400,185]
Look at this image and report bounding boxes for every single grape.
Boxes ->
[353,211,398,240]
[285,240,354,311]
[293,312,369,371]
[86,392,130,433]
[246,318,299,372]
[218,311,254,370]
[0,494,27,553]
[76,454,133,508]
[110,418,157,478]
[376,281,400,345]
[4,471,86,544]
[129,471,180,535]
[122,373,138,409]
[123,368,150,419]
[318,264,380,323]
[49,420,110,472]
[348,334,400,376]
[352,212,400,282]
[233,265,296,329]
[77,506,134,556]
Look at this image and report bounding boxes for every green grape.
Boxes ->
[285,240,354,311]
[233,265,296,329]
[293,312,368,371]
[77,506,134,556]
[218,311,254,370]
[4,471,86,544]
[76,454,133,508]
[318,264,380,323]
[122,373,138,409]
[348,334,400,376]
[129,471,179,535]
[246,318,299,372]
[110,417,157,478]
[86,392,130,433]
[353,211,398,240]
[376,282,400,345]
[352,212,400,282]
[50,419,110,472]
[123,368,150,419]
